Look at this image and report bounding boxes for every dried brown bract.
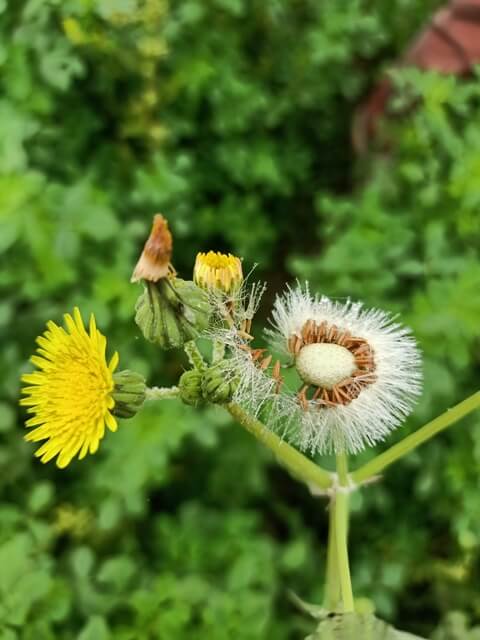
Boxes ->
[131,214,174,283]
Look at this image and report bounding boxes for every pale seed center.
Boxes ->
[295,343,356,390]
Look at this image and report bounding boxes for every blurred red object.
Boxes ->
[353,0,480,152]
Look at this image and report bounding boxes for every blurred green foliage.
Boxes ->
[2,0,480,637]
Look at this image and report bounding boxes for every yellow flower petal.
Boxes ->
[21,309,119,468]
[109,351,119,372]
[105,412,117,432]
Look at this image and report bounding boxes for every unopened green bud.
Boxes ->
[112,370,147,418]
[202,362,239,404]
[134,278,211,350]
[179,369,205,407]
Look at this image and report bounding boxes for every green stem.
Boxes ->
[335,452,354,613]
[184,340,206,371]
[352,390,480,485]
[324,498,341,611]
[336,452,349,487]
[145,386,179,401]
[226,403,332,491]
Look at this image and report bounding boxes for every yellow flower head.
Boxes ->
[21,308,119,469]
[194,251,243,295]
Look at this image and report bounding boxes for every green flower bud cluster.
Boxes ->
[179,369,204,407]
[179,362,239,407]
[135,278,211,350]
[112,370,147,418]
[202,362,239,404]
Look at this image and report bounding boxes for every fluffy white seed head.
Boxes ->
[265,284,423,454]
[209,282,423,456]
[295,343,356,389]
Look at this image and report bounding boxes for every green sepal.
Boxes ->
[134,279,211,350]
[112,370,147,419]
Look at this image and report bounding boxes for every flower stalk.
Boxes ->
[226,402,332,491]
[352,390,480,485]
[324,500,341,610]
[184,340,206,371]
[334,452,354,612]
[145,386,180,401]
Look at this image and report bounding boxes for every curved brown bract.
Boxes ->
[354,0,480,152]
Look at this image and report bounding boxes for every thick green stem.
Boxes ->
[324,499,341,611]
[226,403,332,491]
[184,340,206,371]
[335,452,354,613]
[145,386,179,401]
[352,390,480,485]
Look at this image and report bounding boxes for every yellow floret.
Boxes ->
[194,251,243,295]
[20,307,119,468]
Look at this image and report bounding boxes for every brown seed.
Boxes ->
[259,355,272,370]
[297,385,310,410]
[355,357,374,365]
[336,386,352,403]
[293,336,303,354]
[312,387,323,401]
[238,330,255,342]
[288,335,297,354]
[331,386,342,403]
[272,360,281,380]
[336,330,350,346]
[326,324,338,342]
[302,319,315,342]
[251,348,266,362]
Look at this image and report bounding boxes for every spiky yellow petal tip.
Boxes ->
[194,251,243,295]
[20,307,119,469]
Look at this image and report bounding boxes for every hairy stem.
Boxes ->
[145,386,179,401]
[335,452,354,612]
[352,390,480,485]
[184,340,206,371]
[226,403,332,491]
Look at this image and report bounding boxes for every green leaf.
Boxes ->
[27,482,54,514]
[307,614,425,640]
[78,616,110,640]
[0,403,15,433]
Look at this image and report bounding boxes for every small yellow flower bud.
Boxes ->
[194,251,243,295]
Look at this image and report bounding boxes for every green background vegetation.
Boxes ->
[2,0,480,638]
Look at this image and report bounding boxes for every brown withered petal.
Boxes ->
[131,214,173,283]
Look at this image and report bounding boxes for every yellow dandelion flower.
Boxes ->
[20,308,119,469]
[194,251,243,295]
